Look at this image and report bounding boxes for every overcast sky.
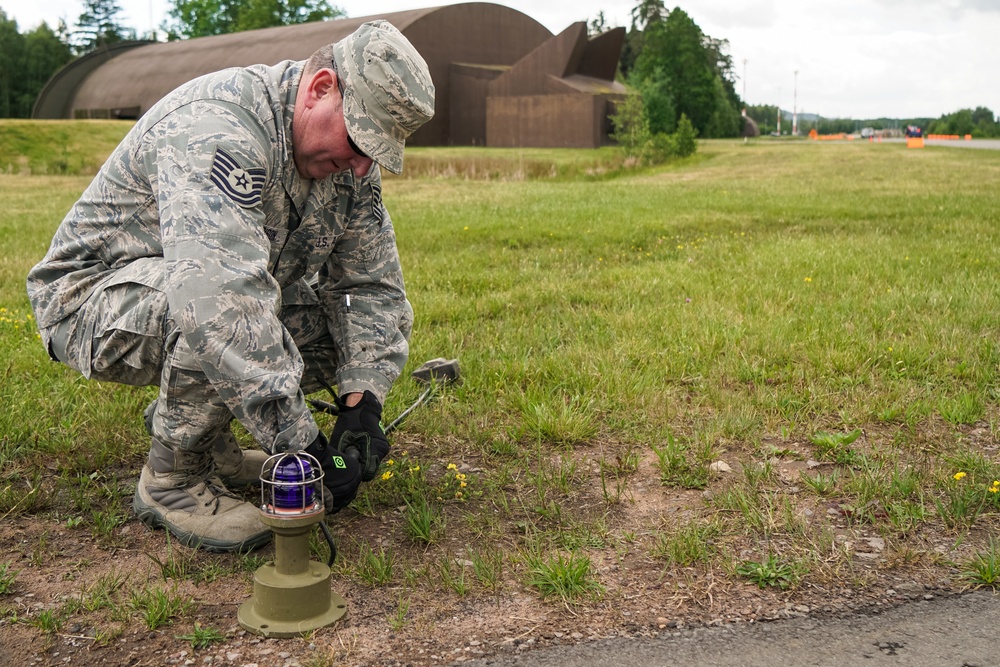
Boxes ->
[3,0,998,120]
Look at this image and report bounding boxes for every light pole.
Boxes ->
[792,70,799,136]
[742,58,748,105]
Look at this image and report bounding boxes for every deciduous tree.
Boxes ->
[165,0,344,39]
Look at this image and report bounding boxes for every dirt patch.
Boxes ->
[1,428,995,667]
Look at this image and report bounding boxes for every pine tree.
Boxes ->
[73,0,135,54]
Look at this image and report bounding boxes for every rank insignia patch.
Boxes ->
[371,181,385,227]
[211,148,266,207]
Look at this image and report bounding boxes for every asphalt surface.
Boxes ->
[883,138,1000,150]
[462,591,1000,667]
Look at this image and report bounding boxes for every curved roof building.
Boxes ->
[33,3,625,148]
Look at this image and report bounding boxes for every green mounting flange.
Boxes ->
[238,509,347,638]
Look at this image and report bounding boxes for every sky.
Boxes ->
[2,0,999,120]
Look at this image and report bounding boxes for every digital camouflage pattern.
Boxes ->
[27,57,414,454]
[334,20,435,175]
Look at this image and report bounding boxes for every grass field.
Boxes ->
[1,125,1000,663]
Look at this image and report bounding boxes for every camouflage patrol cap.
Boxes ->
[333,20,435,175]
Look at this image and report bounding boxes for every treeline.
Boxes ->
[0,13,72,118]
[745,104,999,138]
[0,0,340,118]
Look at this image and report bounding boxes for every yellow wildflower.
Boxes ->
[381,471,394,481]
[446,463,458,471]
[455,473,466,481]
[409,465,420,473]
[953,471,967,481]
[385,459,395,466]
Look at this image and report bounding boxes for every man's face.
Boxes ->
[292,68,374,181]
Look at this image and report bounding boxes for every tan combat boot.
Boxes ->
[133,439,271,552]
[210,429,269,488]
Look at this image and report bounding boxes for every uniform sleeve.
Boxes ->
[319,165,413,403]
[143,99,318,452]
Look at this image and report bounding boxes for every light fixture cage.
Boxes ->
[259,452,325,517]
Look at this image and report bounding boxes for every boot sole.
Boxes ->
[133,492,271,553]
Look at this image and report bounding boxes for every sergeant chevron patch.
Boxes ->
[210,148,266,207]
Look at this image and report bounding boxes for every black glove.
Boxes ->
[330,391,390,482]
[304,432,361,514]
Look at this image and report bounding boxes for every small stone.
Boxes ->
[709,461,732,473]
[866,537,886,552]
[571,632,583,640]
[806,460,822,468]
[794,605,809,613]
[924,594,935,600]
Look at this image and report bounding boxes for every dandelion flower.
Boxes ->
[954,471,967,480]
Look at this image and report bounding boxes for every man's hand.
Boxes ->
[304,432,361,513]
[330,390,389,482]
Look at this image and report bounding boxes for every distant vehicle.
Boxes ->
[860,127,876,138]
[905,125,922,138]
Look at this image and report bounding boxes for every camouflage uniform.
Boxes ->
[27,58,413,455]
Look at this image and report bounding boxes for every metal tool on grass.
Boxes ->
[308,357,461,436]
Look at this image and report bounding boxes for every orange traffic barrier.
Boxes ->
[907,138,925,148]
[965,134,972,140]
[927,134,961,140]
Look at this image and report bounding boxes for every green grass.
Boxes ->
[0,120,132,175]
[3,127,1000,651]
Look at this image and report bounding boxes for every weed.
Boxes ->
[651,434,709,490]
[387,594,411,631]
[437,556,469,596]
[81,572,127,612]
[651,519,718,567]
[128,585,194,630]
[0,562,17,594]
[939,392,984,425]
[468,547,503,591]
[147,532,192,582]
[525,551,603,603]
[810,429,863,466]
[176,622,226,650]
[961,538,1000,588]
[404,498,444,544]
[800,470,839,496]
[736,554,802,590]
[355,544,394,586]
[90,507,128,544]
[29,608,64,635]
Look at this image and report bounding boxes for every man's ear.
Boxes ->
[303,68,337,106]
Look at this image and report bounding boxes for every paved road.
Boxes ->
[463,591,1000,666]
[883,138,1000,150]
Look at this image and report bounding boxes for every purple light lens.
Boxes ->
[272,457,315,509]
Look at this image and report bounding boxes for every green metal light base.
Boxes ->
[237,561,347,638]
[238,510,347,638]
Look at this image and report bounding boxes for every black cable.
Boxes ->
[319,520,337,567]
